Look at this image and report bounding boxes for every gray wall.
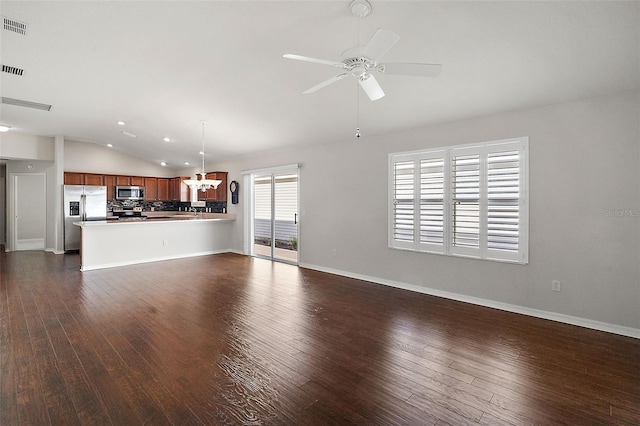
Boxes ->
[214,90,640,330]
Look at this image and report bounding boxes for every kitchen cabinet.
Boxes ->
[157,178,170,201]
[215,172,228,202]
[197,171,228,202]
[144,177,158,201]
[65,172,209,202]
[170,177,190,202]
[64,172,103,185]
[84,174,103,185]
[104,175,116,200]
[64,172,84,185]
[116,176,131,185]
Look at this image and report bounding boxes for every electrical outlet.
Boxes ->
[552,280,562,292]
[162,239,168,247]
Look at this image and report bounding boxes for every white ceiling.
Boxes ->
[1,1,638,167]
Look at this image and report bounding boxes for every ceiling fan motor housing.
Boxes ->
[350,0,372,18]
[343,56,376,77]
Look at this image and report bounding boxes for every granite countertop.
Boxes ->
[77,211,236,226]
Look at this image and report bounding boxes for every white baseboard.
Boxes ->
[299,262,640,340]
[79,249,233,271]
[16,238,45,251]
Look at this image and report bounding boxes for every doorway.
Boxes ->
[251,167,299,264]
[0,174,5,246]
[12,173,46,250]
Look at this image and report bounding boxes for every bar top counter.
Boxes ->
[76,211,236,226]
[73,211,236,271]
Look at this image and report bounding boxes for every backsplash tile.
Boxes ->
[108,200,226,213]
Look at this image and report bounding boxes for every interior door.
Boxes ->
[251,169,299,264]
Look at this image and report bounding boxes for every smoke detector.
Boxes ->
[350,0,372,18]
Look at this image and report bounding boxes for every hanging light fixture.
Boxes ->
[183,121,222,192]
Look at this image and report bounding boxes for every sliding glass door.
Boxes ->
[252,169,299,264]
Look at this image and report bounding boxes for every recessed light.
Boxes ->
[107,143,113,148]
[184,162,190,166]
[117,121,126,126]
[163,137,171,142]
[0,125,11,132]
[160,161,167,166]
[121,131,137,138]
[198,151,204,155]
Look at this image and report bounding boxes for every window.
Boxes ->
[389,137,528,264]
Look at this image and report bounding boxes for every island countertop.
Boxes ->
[73,211,236,271]
[75,211,236,227]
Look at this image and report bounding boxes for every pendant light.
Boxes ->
[183,121,222,192]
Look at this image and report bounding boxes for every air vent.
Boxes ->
[3,17,28,36]
[2,97,52,111]
[2,65,24,76]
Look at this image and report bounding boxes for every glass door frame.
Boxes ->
[243,164,300,265]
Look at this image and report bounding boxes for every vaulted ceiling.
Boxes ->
[1,1,638,167]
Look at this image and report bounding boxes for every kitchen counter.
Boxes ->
[73,211,236,271]
[84,212,236,225]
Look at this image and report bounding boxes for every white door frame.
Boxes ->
[242,164,300,264]
[10,173,47,251]
[0,176,5,246]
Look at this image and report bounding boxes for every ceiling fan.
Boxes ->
[283,27,442,101]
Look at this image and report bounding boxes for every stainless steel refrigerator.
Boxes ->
[63,185,107,252]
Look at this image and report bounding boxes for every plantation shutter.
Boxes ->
[390,158,415,249]
[486,146,526,262]
[389,138,528,264]
[450,149,481,258]
[418,155,446,253]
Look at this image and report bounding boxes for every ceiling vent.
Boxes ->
[2,65,24,76]
[2,97,52,111]
[3,17,28,36]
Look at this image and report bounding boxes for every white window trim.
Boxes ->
[388,137,529,264]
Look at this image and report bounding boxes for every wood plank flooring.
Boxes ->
[1,249,639,425]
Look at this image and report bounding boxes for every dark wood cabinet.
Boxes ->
[144,178,158,201]
[215,172,228,202]
[65,171,227,203]
[84,173,103,186]
[116,176,131,185]
[64,172,103,186]
[170,177,190,202]
[157,178,170,201]
[64,172,84,185]
[104,175,116,200]
[197,171,228,201]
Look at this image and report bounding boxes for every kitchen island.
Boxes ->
[74,212,236,271]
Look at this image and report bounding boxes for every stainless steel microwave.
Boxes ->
[115,186,145,200]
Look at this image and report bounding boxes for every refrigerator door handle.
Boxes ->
[80,194,86,221]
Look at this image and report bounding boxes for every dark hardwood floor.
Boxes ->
[1,249,639,425]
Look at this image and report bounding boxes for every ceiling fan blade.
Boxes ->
[283,54,344,68]
[358,74,385,101]
[379,63,442,77]
[303,73,348,94]
[362,28,400,62]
